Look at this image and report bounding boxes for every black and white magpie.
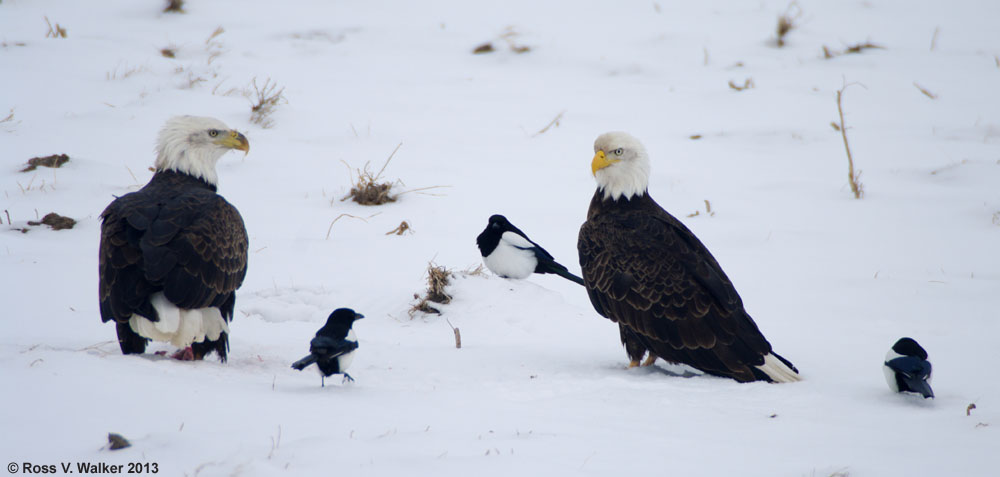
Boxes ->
[476,214,584,285]
[291,308,364,386]
[883,337,934,399]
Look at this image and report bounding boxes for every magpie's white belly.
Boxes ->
[319,329,357,376]
[483,240,537,279]
[129,292,230,348]
[883,364,900,392]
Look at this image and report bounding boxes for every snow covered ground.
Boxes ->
[2,0,998,475]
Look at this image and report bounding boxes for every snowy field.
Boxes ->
[2,0,999,475]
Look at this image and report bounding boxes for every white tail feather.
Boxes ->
[756,353,801,383]
[129,292,230,348]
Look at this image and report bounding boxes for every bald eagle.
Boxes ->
[578,132,800,383]
[99,116,249,362]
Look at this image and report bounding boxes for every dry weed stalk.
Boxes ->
[913,82,937,99]
[206,26,225,44]
[248,77,286,128]
[836,84,864,199]
[823,42,884,59]
[446,319,462,349]
[106,63,148,81]
[325,212,380,240]
[844,42,884,54]
[532,111,565,137]
[775,3,801,47]
[44,17,67,38]
[686,199,716,218]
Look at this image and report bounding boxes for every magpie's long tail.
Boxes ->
[291,354,317,370]
[536,258,585,286]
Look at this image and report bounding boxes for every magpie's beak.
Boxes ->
[354,313,365,320]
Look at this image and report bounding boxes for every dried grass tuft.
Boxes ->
[462,264,487,277]
[20,154,69,172]
[385,220,412,236]
[248,77,286,128]
[108,433,131,451]
[342,143,402,205]
[472,43,494,54]
[409,263,453,317]
[27,212,76,230]
[473,27,532,54]
[163,0,184,13]
[775,3,800,47]
[160,47,176,58]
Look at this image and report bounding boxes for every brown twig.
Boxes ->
[728,78,754,91]
[836,84,864,199]
[446,319,462,349]
[44,17,67,38]
[913,82,937,99]
[531,111,565,137]
[325,212,380,240]
[385,221,412,236]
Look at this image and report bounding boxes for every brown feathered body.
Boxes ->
[578,191,797,382]
[99,170,248,360]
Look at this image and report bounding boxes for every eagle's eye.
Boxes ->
[208,129,219,137]
[613,148,624,156]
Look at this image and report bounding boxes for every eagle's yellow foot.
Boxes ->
[627,360,641,368]
[641,354,657,367]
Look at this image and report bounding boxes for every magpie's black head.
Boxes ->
[488,214,510,231]
[891,337,928,360]
[328,308,364,324]
[317,308,364,338]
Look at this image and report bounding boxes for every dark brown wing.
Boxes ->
[99,175,248,326]
[578,192,776,382]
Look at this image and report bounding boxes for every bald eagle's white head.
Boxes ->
[154,116,249,185]
[591,131,650,201]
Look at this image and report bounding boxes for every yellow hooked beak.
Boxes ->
[591,150,619,175]
[216,130,250,153]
